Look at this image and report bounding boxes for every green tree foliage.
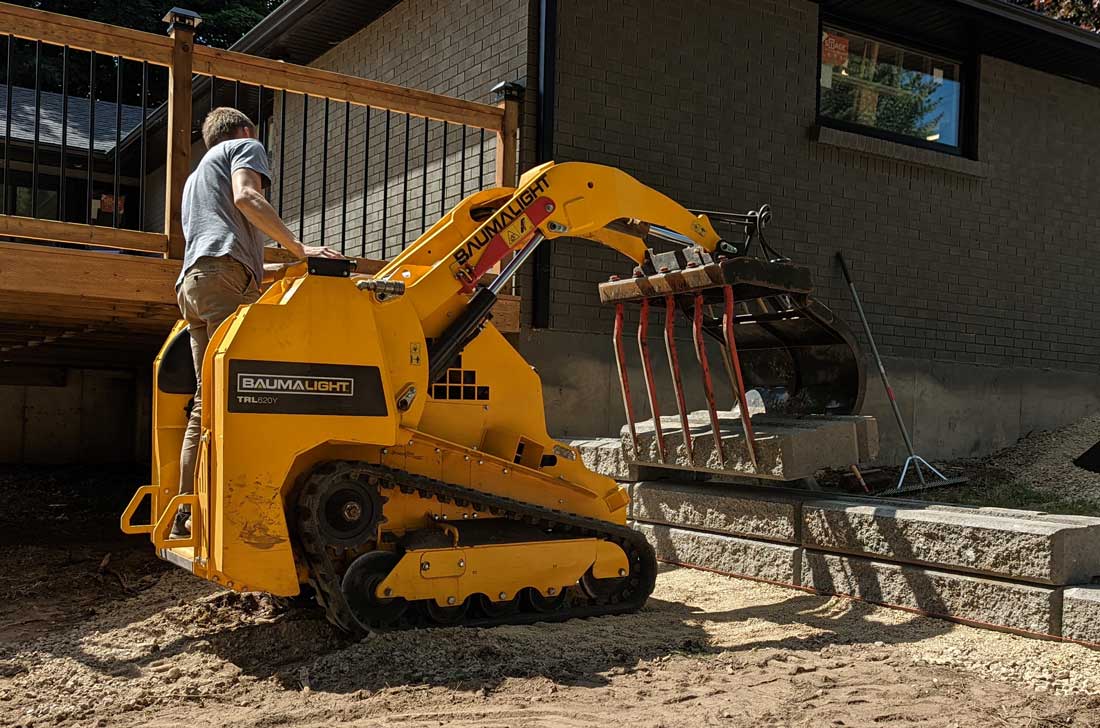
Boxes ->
[2,1,284,105]
[1008,0,1100,31]
[8,1,285,47]
[820,53,945,142]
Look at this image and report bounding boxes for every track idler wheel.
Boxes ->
[578,567,630,603]
[424,598,469,625]
[523,586,569,613]
[342,550,407,629]
[474,592,522,619]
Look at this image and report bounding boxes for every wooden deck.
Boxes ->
[0,3,521,372]
[0,243,520,368]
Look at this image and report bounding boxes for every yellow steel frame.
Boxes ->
[125,161,719,603]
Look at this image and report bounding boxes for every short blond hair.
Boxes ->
[202,107,255,149]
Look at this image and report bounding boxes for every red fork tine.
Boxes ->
[613,302,640,456]
[691,293,726,467]
[637,298,667,462]
[722,285,759,472]
[663,294,694,465]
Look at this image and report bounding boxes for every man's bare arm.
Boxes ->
[232,168,341,259]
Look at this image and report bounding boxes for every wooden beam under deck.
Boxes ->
[0,242,522,366]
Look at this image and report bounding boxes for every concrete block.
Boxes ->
[22,371,81,465]
[632,481,800,544]
[801,550,1062,637]
[627,410,862,481]
[802,498,1100,586]
[1062,587,1100,646]
[568,437,631,480]
[0,385,25,463]
[634,522,802,586]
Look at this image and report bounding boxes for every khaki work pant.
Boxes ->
[176,255,260,496]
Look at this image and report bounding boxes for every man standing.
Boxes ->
[170,107,340,539]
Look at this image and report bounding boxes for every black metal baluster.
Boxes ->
[138,61,147,230]
[209,75,217,116]
[319,98,329,246]
[2,36,12,215]
[420,117,429,234]
[440,121,448,218]
[59,46,69,221]
[459,125,467,199]
[360,106,371,256]
[400,113,409,250]
[381,111,390,258]
[86,52,95,224]
[478,128,485,190]
[340,101,349,254]
[299,94,308,241]
[113,57,122,228]
[233,79,240,110]
[32,41,41,217]
[256,85,265,145]
[278,91,286,215]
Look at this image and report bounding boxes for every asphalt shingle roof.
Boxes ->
[0,85,145,154]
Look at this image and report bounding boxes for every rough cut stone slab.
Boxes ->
[632,481,801,544]
[801,550,1062,636]
[802,498,1100,586]
[1062,587,1100,646]
[633,522,802,585]
[625,410,863,481]
[567,437,631,480]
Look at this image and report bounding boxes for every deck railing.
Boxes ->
[0,3,520,261]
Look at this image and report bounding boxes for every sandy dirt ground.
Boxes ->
[2,467,1100,728]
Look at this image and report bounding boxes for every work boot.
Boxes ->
[169,506,192,540]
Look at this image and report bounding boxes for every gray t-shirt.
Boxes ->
[177,137,271,287]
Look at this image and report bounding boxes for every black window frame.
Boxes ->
[815,16,979,159]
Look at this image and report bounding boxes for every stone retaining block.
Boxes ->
[631,481,801,544]
[626,411,866,481]
[567,437,630,480]
[1063,587,1100,646]
[801,498,1100,586]
[801,550,1062,637]
[633,522,802,586]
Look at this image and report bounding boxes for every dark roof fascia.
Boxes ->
[948,0,1100,51]
[227,0,330,56]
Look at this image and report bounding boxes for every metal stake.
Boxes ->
[637,298,667,462]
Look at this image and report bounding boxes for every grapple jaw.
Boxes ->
[599,246,866,477]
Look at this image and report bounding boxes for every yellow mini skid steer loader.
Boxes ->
[121,161,863,633]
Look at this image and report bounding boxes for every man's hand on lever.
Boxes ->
[232,168,347,261]
[301,244,344,259]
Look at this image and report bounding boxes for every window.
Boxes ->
[819,27,964,153]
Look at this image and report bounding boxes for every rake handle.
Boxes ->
[836,252,917,459]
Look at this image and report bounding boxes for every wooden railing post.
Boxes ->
[491,81,524,189]
[162,8,201,260]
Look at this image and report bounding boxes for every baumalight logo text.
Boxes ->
[237,374,355,397]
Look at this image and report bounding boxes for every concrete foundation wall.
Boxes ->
[0,368,149,465]
[523,328,1100,462]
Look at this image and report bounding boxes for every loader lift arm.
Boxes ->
[366,161,733,383]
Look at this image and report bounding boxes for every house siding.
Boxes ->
[531,0,1100,456]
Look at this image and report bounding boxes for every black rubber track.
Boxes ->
[294,460,658,634]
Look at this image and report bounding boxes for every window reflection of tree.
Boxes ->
[821,33,951,143]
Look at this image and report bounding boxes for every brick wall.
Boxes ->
[550,0,1100,375]
[269,0,535,260]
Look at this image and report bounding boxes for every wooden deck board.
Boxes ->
[0,243,522,366]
